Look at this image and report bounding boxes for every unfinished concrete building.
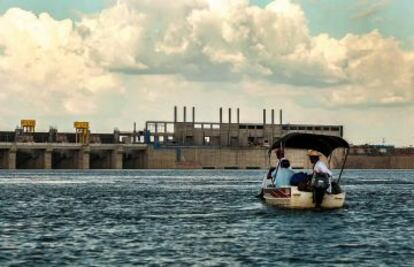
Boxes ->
[145,106,343,147]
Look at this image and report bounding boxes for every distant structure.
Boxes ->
[0,107,346,170]
[145,106,343,147]
[1,109,414,170]
[74,121,90,144]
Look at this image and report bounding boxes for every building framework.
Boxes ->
[145,106,343,147]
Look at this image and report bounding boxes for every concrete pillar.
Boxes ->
[1,147,16,169]
[44,148,52,170]
[0,150,6,169]
[271,109,275,145]
[219,107,223,124]
[174,106,178,123]
[263,109,266,125]
[192,107,195,124]
[8,149,16,169]
[183,106,187,122]
[228,108,232,123]
[279,109,283,125]
[114,129,120,144]
[237,108,240,124]
[111,146,123,169]
[133,122,137,143]
[78,146,90,169]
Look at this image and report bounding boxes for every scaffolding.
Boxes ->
[74,121,90,144]
[21,120,36,133]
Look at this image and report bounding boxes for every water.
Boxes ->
[0,169,413,266]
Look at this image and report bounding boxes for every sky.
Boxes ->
[0,0,413,146]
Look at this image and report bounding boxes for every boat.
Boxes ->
[260,133,349,209]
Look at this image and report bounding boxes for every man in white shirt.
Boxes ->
[307,150,332,176]
[307,150,332,207]
[314,159,332,176]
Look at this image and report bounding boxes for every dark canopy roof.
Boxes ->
[270,133,349,157]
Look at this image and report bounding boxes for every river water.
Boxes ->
[0,169,413,266]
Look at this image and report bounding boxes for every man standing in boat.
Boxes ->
[307,150,333,208]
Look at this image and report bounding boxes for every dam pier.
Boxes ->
[0,120,148,169]
[0,107,348,170]
[0,143,147,170]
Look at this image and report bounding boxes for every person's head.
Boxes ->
[307,150,320,164]
[280,159,290,168]
[275,149,284,159]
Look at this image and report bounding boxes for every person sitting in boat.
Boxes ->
[272,159,294,188]
[308,150,332,208]
[263,149,285,187]
[274,149,285,166]
[257,149,286,198]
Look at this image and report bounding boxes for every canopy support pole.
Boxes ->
[328,154,332,169]
[272,142,284,184]
[267,151,271,168]
[337,148,349,184]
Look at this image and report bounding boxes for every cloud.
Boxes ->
[0,0,413,145]
[0,8,123,116]
[321,31,414,107]
[73,0,413,108]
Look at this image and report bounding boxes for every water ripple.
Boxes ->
[0,169,413,266]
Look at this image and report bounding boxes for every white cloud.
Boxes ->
[325,31,414,107]
[0,0,414,145]
[0,8,122,116]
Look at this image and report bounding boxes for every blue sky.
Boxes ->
[0,0,109,19]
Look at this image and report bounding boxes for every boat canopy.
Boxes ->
[269,133,349,157]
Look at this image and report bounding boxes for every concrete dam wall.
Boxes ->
[0,143,147,170]
[0,144,325,170]
[146,147,329,169]
[2,143,414,170]
[346,155,414,169]
[146,147,414,170]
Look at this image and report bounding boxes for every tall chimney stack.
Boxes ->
[279,109,283,125]
[219,107,223,123]
[237,108,240,124]
[263,109,266,125]
[271,109,275,125]
[183,106,187,122]
[133,122,137,143]
[174,106,177,122]
[228,108,232,124]
[192,106,195,123]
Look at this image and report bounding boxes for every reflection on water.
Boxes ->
[0,169,413,266]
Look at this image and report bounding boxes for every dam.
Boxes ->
[10,106,414,170]
[0,107,347,170]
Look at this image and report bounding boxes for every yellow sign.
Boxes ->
[74,121,90,144]
[74,121,89,130]
[21,120,36,128]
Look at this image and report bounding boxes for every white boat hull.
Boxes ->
[263,186,345,209]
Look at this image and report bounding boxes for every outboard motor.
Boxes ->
[312,173,330,208]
